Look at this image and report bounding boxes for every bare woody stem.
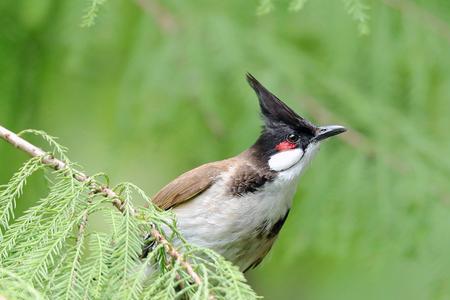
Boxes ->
[0,124,202,286]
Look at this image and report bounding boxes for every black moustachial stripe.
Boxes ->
[228,164,275,196]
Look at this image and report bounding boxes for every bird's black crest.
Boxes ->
[246,73,316,135]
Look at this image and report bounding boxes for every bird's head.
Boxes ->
[247,73,346,173]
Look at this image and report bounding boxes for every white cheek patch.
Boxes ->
[268,148,304,171]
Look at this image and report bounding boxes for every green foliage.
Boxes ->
[0,156,43,231]
[289,0,309,12]
[0,268,45,300]
[82,0,369,33]
[257,0,370,34]
[256,0,275,15]
[0,132,257,299]
[342,0,370,34]
[81,0,108,27]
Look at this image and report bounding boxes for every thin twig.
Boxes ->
[150,227,202,284]
[77,196,93,244]
[0,124,203,286]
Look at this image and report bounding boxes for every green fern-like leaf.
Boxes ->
[81,0,108,27]
[342,0,370,34]
[0,268,45,300]
[0,129,258,299]
[257,0,275,15]
[289,0,309,11]
[0,156,43,233]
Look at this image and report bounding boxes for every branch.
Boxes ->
[0,124,202,286]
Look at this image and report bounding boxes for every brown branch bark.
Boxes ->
[0,124,202,286]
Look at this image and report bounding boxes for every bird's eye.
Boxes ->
[286,134,299,143]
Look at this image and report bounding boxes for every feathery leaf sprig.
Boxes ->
[257,0,370,34]
[0,126,257,299]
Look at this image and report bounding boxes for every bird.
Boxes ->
[147,73,346,272]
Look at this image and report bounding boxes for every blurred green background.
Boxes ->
[1,0,450,299]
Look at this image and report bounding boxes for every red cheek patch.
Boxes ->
[275,141,297,152]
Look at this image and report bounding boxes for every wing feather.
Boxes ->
[152,162,228,210]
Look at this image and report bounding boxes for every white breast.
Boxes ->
[171,173,296,270]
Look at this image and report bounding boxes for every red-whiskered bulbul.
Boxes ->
[147,74,346,272]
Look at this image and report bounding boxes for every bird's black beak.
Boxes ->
[312,125,347,142]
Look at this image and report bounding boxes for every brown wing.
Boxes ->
[152,161,229,210]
